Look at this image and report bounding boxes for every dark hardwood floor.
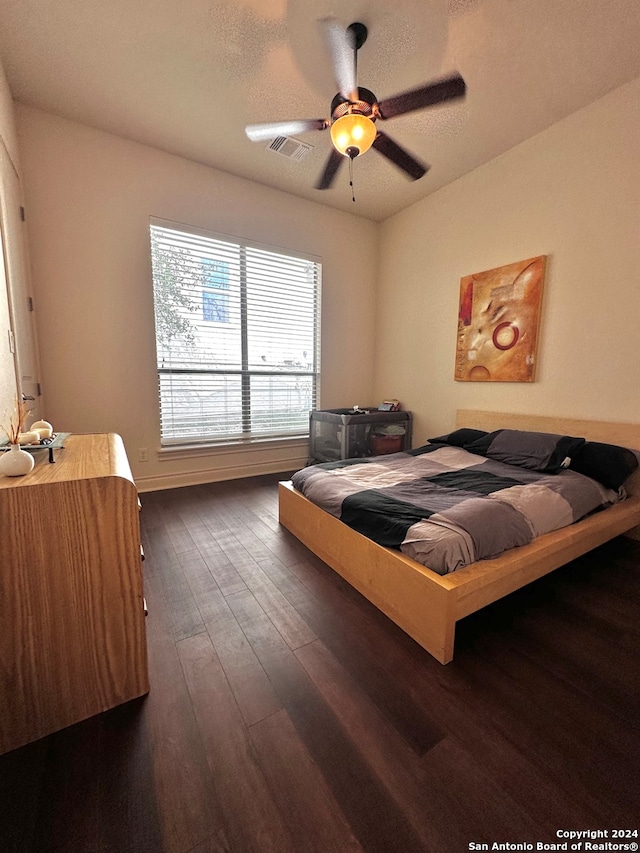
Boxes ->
[2,474,639,853]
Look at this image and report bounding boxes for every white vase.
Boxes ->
[0,443,35,476]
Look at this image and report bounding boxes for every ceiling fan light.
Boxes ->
[330,114,376,157]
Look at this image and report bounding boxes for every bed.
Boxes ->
[278,410,640,664]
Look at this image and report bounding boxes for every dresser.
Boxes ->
[0,433,149,755]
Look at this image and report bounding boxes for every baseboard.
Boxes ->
[135,454,307,492]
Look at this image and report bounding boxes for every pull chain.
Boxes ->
[349,156,355,203]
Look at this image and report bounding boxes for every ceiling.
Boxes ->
[1,0,640,222]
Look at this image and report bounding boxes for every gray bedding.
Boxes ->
[291,444,619,574]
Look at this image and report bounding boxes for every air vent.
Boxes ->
[267,136,313,162]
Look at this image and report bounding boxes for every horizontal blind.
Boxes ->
[150,220,321,445]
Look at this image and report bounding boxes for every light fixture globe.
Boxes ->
[330,113,376,158]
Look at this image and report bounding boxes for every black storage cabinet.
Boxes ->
[308,408,413,463]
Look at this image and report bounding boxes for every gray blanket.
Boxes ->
[291,444,619,574]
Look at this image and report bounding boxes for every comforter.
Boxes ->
[291,444,619,574]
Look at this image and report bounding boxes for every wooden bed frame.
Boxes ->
[279,410,640,664]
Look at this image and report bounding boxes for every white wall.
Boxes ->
[0,60,19,421]
[375,76,640,447]
[0,60,19,173]
[13,75,640,486]
[15,106,378,488]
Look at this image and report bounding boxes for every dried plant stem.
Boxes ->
[1,398,31,444]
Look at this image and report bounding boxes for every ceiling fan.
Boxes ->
[245,18,466,191]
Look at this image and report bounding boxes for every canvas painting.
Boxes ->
[454,255,546,382]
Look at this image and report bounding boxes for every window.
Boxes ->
[149,219,321,446]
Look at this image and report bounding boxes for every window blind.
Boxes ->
[150,219,321,446]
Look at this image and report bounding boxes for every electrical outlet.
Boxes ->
[138,447,149,463]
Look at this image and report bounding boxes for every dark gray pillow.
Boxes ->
[428,428,488,447]
[464,429,586,474]
[569,442,639,490]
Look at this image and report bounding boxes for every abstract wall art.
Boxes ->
[454,255,546,382]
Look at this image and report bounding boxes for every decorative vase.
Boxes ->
[0,443,35,476]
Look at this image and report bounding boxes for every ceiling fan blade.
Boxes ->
[321,17,357,102]
[315,148,345,190]
[245,119,328,143]
[372,132,429,181]
[377,73,466,120]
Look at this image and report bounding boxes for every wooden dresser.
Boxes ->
[0,433,149,755]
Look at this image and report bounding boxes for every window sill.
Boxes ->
[156,435,309,462]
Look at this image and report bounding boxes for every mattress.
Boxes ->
[290,443,619,575]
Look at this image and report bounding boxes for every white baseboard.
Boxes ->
[135,453,307,492]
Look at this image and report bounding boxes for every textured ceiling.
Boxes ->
[1,0,639,221]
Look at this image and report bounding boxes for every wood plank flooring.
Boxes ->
[1,473,639,853]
